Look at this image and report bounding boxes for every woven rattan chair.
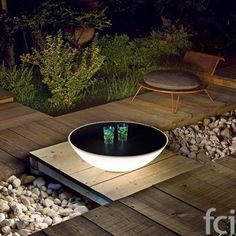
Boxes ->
[132,51,225,113]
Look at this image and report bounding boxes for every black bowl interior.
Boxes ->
[69,122,167,156]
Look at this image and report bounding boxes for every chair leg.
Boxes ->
[171,94,174,113]
[174,95,180,113]
[131,86,142,102]
[204,89,214,102]
[171,94,180,114]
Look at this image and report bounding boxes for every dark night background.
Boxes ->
[3,0,236,56]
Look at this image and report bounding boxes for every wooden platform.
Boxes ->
[30,142,202,204]
[0,88,13,104]
[32,155,236,236]
[0,83,235,235]
[0,84,235,180]
[56,84,236,131]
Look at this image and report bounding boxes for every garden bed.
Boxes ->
[165,110,236,163]
[0,174,96,236]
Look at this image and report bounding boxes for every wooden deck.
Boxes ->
[0,84,235,235]
[30,142,202,203]
[0,84,235,179]
[32,155,236,236]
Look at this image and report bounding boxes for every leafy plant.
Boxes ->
[98,34,143,76]
[21,33,105,112]
[136,18,192,66]
[0,64,42,107]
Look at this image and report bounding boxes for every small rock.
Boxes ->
[41,191,48,198]
[37,222,48,229]
[52,216,62,225]
[1,225,11,234]
[48,183,62,191]
[8,184,13,191]
[53,198,61,205]
[0,214,5,223]
[13,203,23,216]
[44,216,52,226]
[58,192,71,201]
[0,199,9,212]
[7,175,17,184]
[180,145,190,155]
[59,208,73,216]
[61,199,68,207]
[40,186,47,192]
[16,187,24,196]
[20,174,36,185]
[21,196,30,207]
[12,178,21,188]
[15,220,26,230]
[74,206,88,215]
[18,229,30,236]
[33,177,46,188]
[220,128,231,139]
[42,198,54,207]
[203,118,211,126]
[31,188,40,197]
[69,212,81,218]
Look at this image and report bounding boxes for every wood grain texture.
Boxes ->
[31,141,200,201]
[156,168,236,215]
[84,201,177,236]
[92,155,201,200]
[44,215,111,236]
[120,187,205,236]
[10,123,67,147]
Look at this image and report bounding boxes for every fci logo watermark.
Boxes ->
[203,208,235,235]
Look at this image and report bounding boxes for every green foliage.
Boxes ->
[99,35,143,76]
[0,65,42,107]
[136,18,192,66]
[21,33,105,112]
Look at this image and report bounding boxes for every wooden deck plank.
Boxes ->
[120,187,205,236]
[187,162,236,195]
[31,142,92,174]
[84,201,177,235]
[10,123,67,147]
[0,104,37,121]
[43,215,111,236]
[31,141,201,201]
[37,118,74,136]
[0,102,19,111]
[92,155,201,201]
[30,231,48,236]
[70,149,175,186]
[0,112,50,131]
[0,149,25,173]
[96,102,169,128]
[155,167,236,215]
[216,155,236,170]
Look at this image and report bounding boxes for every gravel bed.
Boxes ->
[165,110,236,162]
[0,175,93,236]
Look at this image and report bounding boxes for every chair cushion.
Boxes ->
[144,70,202,91]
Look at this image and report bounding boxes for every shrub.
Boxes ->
[98,34,143,77]
[0,65,42,107]
[21,33,105,112]
[137,18,192,66]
